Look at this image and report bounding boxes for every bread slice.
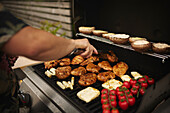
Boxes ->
[77,87,100,103]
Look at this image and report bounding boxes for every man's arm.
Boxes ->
[2,26,98,61]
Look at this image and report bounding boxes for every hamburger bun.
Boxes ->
[92,30,108,36]
[79,26,95,34]
[129,37,147,43]
[152,43,170,54]
[131,40,151,52]
[109,34,130,44]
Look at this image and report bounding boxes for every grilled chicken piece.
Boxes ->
[78,73,97,86]
[80,56,99,66]
[97,71,115,82]
[71,55,84,65]
[113,62,128,77]
[58,58,71,66]
[44,60,58,69]
[71,67,86,76]
[55,66,71,79]
[107,50,118,63]
[86,63,101,73]
[98,61,112,71]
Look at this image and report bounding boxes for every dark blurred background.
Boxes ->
[74,0,170,44]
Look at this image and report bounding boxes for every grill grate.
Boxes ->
[32,56,144,113]
[76,33,170,63]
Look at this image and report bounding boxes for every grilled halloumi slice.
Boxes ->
[45,70,53,78]
[131,71,143,80]
[120,75,131,82]
[102,79,123,90]
[56,81,66,90]
[77,87,100,103]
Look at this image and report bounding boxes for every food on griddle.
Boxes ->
[58,58,71,66]
[98,61,112,71]
[97,71,115,82]
[120,75,131,82]
[44,60,58,69]
[92,30,108,37]
[79,26,95,34]
[129,37,147,43]
[56,77,74,90]
[55,66,71,79]
[107,50,118,63]
[131,40,151,52]
[109,34,130,44]
[77,87,100,103]
[152,42,170,54]
[49,68,56,75]
[78,73,97,86]
[86,63,101,73]
[71,55,84,65]
[113,62,128,77]
[131,71,143,80]
[102,79,123,90]
[56,81,66,90]
[71,67,86,76]
[80,56,99,66]
[102,33,115,39]
[45,70,53,78]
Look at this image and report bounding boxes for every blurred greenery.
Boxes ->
[40,20,66,37]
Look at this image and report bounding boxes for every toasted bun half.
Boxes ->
[92,30,108,36]
[131,40,151,52]
[129,37,147,43]
[79,26,95,34]
[152,43,170,54]
[109,34,130,44]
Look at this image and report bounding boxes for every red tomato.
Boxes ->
[123,88,130,93]
[101,97,109,104]
[101,94,108,98]
[118,94,126,100]
[123,81,131,89]
[126,91,133,97]
[118,99,129,110]
[138,78,146,83]
[128,96,136,106]
[147,78,154,85]
[109,90,116,95]
[102,102,110,109]
[132,83,140,89]
[140,87,145,95]
[144,75,149,80]
[130,87,138,95]
[109,95,117,100]
[110,99,117,107]
[116,87,120,92]
[111,108,119,113]
[130,78,137,86]
[116,90,124,96]
[102,89,109,94]
[141,81,148,89]
[103,108,111,113]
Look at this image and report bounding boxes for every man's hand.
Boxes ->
[74,38,98,58]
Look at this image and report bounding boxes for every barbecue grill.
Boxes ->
[15,33,170,113]
[15,0,170,113]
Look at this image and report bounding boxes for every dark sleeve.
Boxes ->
[0,8,28,50]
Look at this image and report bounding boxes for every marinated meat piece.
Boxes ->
[55,66,71,79]
[107,50,118,63]
[44,60,58,69]
[97,71,115,82]
[58,58,71,66]
[71,55,84,65]
[113,62,128,77]
[98,61,112,71]
[78,73,97,86]
[80,56,99,66]
[71,67,86,76]
[86,63,101,73]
